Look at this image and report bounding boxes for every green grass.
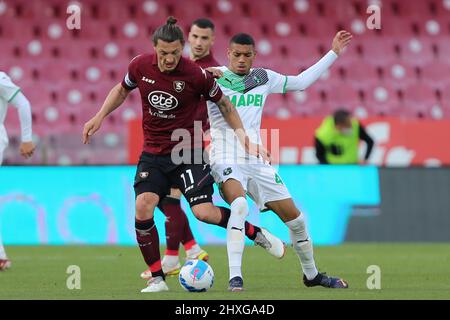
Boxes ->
[0,243,449,300]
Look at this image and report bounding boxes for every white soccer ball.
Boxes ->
[178,260,214,292]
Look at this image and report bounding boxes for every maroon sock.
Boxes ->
[217,206,261,240]
[159,197,196,248]
[135,218,164,279]
[158,197,186,255]
[180,214,196,247]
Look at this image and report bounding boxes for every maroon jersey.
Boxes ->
[192,52,220,132]
[121,54,223,155]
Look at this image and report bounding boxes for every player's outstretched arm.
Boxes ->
[216,95,271,162]
[83,83,130,144]
[10,92,35,159]
[284,30,352,92]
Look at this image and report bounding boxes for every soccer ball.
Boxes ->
[178,259,214,292]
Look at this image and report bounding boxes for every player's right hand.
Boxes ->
[82,115,103,144]
[245,140,272,164]
[20,141,35,159]
[205,67,224,79]
[332,30,352,55]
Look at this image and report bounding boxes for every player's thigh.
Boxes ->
[210,163,247,203]
[265,198,301,222]
[133,156,171,213]
[246,163,292,212]
[173,163,215,207]
[221,179,246,204]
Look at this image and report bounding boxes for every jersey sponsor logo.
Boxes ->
[229,94,264,107]
[173,81,185,92]
[209,81,219,98]
[148,91,178,111]
[190,194,207,203]
[141,76,155,84]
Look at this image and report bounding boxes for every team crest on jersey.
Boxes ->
[223,167,233,176]
[139,172,149,179]
[173,81,185,92]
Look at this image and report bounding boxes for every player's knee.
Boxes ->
[191,203,215,223]
[135,193,159,219]
[230,196,248,217]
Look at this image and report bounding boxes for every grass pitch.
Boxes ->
[0,243,449,300]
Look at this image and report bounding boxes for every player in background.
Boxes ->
[207,31,352,291]
[140,18,285,281]
[0,71,35,270]
[83,17,282,293]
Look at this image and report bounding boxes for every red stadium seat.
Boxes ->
[397,37,436,67]
[380,61,419,90]
[402,83,440,118]
[436,38,450,64]
[383,0,436,18]
[359,38,399,66]
[419,61,450,89]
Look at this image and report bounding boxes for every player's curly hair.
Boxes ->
[152,16,185,45]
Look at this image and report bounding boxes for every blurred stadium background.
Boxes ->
[0,0,449,299]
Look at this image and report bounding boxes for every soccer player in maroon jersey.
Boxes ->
[140,18,286,282]
[83,17,282,292]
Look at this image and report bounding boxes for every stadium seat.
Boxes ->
[436,38,450,64]
[419,61,450,89]
[340,61,379,89]
[359,38,399,66]
[263,94,289,117]
[397,37,436,67]
[286,87,326,117]
[380,61,419,90]
[383,0,436,18]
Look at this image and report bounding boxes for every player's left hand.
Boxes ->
[205,67,223,79]
[19,141,35,159]
[332,30,352,55]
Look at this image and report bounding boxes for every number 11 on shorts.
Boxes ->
[181,169,194,192]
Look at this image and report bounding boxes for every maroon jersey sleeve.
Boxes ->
[121,55,140,90]
[200,68,223,103]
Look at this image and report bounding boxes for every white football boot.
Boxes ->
[140,276,169,293]
[254,228,286,259]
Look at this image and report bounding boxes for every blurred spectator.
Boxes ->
[314,109,373,164]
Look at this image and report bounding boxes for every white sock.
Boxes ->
[186,244,201,258]
[285,213,318,280]
[162,254,179,267]
[227,197,248,280]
